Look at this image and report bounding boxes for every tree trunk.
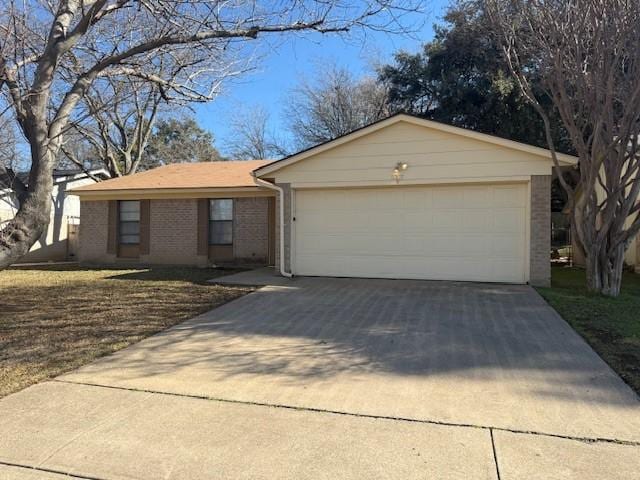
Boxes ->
[585,242,626,297]
[0,122,55,269]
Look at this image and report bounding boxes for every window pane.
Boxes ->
[209,221,232,244]
[120,234,140,244]
[119,222,140,235]
[119,201,140,216]
[120,211,139,221]
[210,199,233,221]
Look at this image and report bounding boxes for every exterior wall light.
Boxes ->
[392,162,408,183]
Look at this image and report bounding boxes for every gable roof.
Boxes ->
[254,113,578,177]
[72,160,272,194]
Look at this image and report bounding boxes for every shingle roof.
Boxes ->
[72,160,272,192]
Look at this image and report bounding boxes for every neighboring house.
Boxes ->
[71,113,577,286]
[1,169,109,262]
[566,164,640,273]
[622,232,640,272]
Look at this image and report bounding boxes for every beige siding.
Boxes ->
[271,121,553,187]
[628,234,638,269]
[595,168,639,268]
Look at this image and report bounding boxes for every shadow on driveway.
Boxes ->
[59,276,640,442]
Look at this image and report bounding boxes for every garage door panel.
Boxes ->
[294,185,528,283]
[432,209,467,232]
[399,189,432,209]
[462,187,493,207]
[491,235,525,257]
[403,212,434,232]
[462,210,493,231]
[432,188,467,209]
[491,259,525,283]
[493,185,527,207]
[493,209,526,233]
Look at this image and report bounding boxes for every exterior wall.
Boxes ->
[594,164,639,270]
[79,200,115,263]
[274,183,292,272]
[270,121,553,187]
[233,197,270,263]
[142,198,206,266]
[80,196,271,266]
[530,175,551,287]
[625,225,638,270]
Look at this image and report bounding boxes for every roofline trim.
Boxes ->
[254,113,578,177]
[70,185,272,197]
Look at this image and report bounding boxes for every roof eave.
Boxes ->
[69,185,273,198]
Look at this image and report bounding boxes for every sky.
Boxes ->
[196,0,450,157]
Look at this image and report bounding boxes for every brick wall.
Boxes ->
[80,196,272,266]
[530,175,551,286]
[233,197,270,262]
[79,200,115,263]
[143,198,206,266]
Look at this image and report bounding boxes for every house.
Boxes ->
[1,168,109,262]
[564,162,640,273]
[71,113,577,286]
[622,233,639,272]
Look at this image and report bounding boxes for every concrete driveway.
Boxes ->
[1,270,639,479]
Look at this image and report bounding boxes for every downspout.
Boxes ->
[252,175,293,278]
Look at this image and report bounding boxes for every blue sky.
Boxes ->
[196,0,450,156]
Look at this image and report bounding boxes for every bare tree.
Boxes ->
[228,105,288,160]
[487,0,640,296]
[0,115,28,203]
[61,77,164,179]
[0,0,422,268]
[61,49,233,178]
[0,118,17,168]
[286,64,390,149]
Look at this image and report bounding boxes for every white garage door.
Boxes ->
[293,184,528,283]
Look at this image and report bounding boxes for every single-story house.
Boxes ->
[1,168,109,262]
[71,113,578,286]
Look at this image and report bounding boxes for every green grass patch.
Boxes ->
[536,267,640,395]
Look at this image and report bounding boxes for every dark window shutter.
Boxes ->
[139,200,151,255]
[107,200,118,255]
[197,198,209,256]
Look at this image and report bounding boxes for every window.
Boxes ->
[209,199,233,245]
[119,200,140,244]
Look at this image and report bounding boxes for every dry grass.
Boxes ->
[0,265,252,398]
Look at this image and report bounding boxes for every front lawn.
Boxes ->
[536,267,640,395]
[0,265,251,398]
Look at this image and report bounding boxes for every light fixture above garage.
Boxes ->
[392,162,408,183]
